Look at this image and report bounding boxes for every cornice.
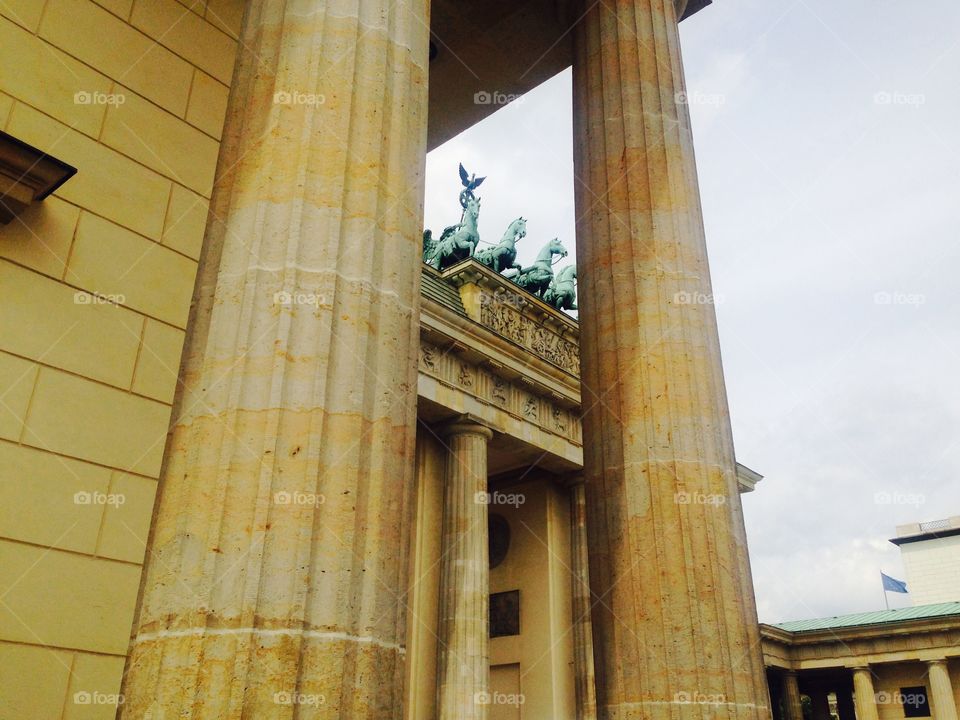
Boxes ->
[439,257,579,338]
[0,130,77,223]
[419,285,580,405]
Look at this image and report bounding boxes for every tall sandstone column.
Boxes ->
[119,1,430,717]
[436,422,494,720]
[572,1,770,718]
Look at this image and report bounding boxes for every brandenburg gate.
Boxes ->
[116,0,771,717]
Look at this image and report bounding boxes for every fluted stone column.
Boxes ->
[436,421,494,719]
[782,672,803,720]
[572,2,770,717]
[119,2,430,718]
[569,479,599,720]
[852,667,880,720]
[927,659,959,720]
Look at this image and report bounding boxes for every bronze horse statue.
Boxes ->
[425,195,482,270]
[475,217,526,273]
[543,263,577,310]
[506,238,568,297]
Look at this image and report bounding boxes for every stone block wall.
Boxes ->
[901,536,960,606]
[0,1,242,716]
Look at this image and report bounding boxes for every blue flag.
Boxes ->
[881,572,908,593]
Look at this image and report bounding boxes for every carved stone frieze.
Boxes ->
[419,344,438,370]
[479,300,580,376]
[492,377,508,406]
[418,340,581,445]
[457,362,474,387]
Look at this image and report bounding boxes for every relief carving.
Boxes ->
[552,406,566,433]
[480,301,579,375]
[492,377,508,405]
[419,344,438,370]
[523,396,538,420]
[418,340,579,444]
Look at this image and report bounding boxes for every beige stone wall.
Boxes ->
[0,1,241,716]
[901,536,960,605]
[488,477,575,719]
[404,440,578,720]
[832,660,960,720]
[871,662,933,720]
[405,427,447,720]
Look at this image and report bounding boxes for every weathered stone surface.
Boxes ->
[436,422,493,720]
[418,339,580,447]
[479,300,581,375]
[928,659,960,720]
[119,1,430,717]
[852,668,880,720]
[782,672,803,720]
[570,481,598,720]
[571,1,770,718]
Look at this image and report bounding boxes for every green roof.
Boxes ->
[773,602,960,633]
[420,269,466,316]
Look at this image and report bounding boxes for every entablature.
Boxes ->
[760,618,960,670]
[417,260,763,492]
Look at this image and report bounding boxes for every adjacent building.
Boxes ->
[892,518,960,607]
[762,518,960,720]
[763,603,960,720]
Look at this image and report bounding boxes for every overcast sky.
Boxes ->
[424,0,960,624]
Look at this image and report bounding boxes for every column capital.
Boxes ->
[437,414,495,441]
[926,658,950,667]
[852,665,881,720]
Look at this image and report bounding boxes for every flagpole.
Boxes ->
[881,572,890,610]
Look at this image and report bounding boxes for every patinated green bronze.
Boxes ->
[424,164,486,270]
[543,263,577,311]
[422,165,577,313]
[422,229,436,264]
[475,217,526,273]
[426,194,481,270]
[505,238,568,297]
[457,162,486,209]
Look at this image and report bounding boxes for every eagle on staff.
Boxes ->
[458,162,486,209]
[423,163,487,270]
